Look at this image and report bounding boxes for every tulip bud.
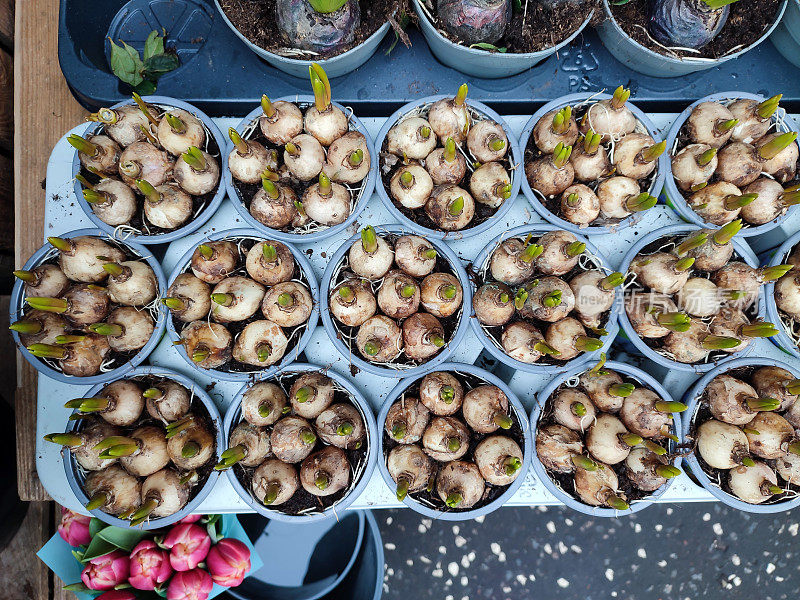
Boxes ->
[81,550,130,591]
[166,568,214,600]
[163,523,212,572]
[129,540,173,591]
[207,538,252,587]
[179,514,203,524]
[57,506,92,547]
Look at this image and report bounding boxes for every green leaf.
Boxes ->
[109,38,143,87]
[469,43,507,53]
[97,526,149,552]
[144,30,165,61]
[143,53,180,76]
[70,549,85,562]
[89,517,105,538]
[133,79,158,96]
[610,0,632,4]
[63,583,92,592]
[81,536,116,563]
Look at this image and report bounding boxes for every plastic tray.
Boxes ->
[59,0,800,114]
[35,112,800,516]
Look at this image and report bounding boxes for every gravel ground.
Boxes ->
[378,504,798,600]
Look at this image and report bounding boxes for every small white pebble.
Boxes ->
[432,569,443,578]
[788,523,798,537]
[385,543,396,551]
[558,542,568,555]
[502,586,511,593]
[776,576,785,582]
[571,545,582,554]
[468,551,475,561]
[565,518,573,526]
[529,574,536,582]
[445,596,453,600]
[733,576,742,587]
[546,521,556,534]
[702,513,711,522]
[420,556,431,564]
[452,526,460,535]
[655,524,663,532]
[634,523,642,533]
[490,542,501,555]
[422,518,433,528]
[439,546,447,555]
[461,596,470,600]
[731,555,740,567]
[657,560,667,568]
[713,523,723,535]
[418,524,427,534]
[448,563,459,577]
[605,569,614,582]
[387,568,394,577]
[766,563,776,574]
[516,575,527,585]
[460,576,468,586]
[385,517,393,525]
[455,535,467,548]
[474,515,485,524]
[406,559,414,566]
[543,543,552,554]
[637,548,647,559]
[498,552,506,563]
[461,556,470,568]
[557,578,570,588]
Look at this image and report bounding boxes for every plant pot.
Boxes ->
[165,228,319,382]
[771,0,800,68]
[618,224,765,373]
[229,511,365,600]
[374,96,522,240]
[765,229,800,359]
[225,96,376,243]
[213,0,391,79]
[223,363,378,524]
[319,224,472,378]
[531,360,683,516]
[376,362,532,521]
[412,0,593,78]
[470,224,620,374]
[596,0,788,77]
[664,92,800,237]
[519,92,667,235]
[62,366,224,529]
[10,228,167,385]
[680,356,800,513]
[73,95,228,245]
[324,511,384,600]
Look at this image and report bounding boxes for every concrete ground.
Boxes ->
[378,504,797,600]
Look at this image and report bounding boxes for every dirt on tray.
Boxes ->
[610,0,782,60]
[218,0,404,59]
[421,0,599,54]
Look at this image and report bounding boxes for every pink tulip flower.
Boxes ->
[166,568,214,600]
[129,540,173,590]
[179,514,203,524]
[163,523,211,572]
[57,507,92,547]
[81,550,130,591]
[207,538,252,587]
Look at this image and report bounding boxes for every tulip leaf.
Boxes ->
[143,53,180,76]
[109,39,144,87]
[97,526,150,552]
[80,536,117,563]
[89,517,105,538]
[63,582,92,592]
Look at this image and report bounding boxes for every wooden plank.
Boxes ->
[0,0,13,49]
[0,48,11,151]
[0,502,50,599]
[14,0,86,501]
[0,154,11,251]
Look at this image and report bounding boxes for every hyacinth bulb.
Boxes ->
[647,0,731,49]
[276,0,361,54]
[436,0,512,45]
